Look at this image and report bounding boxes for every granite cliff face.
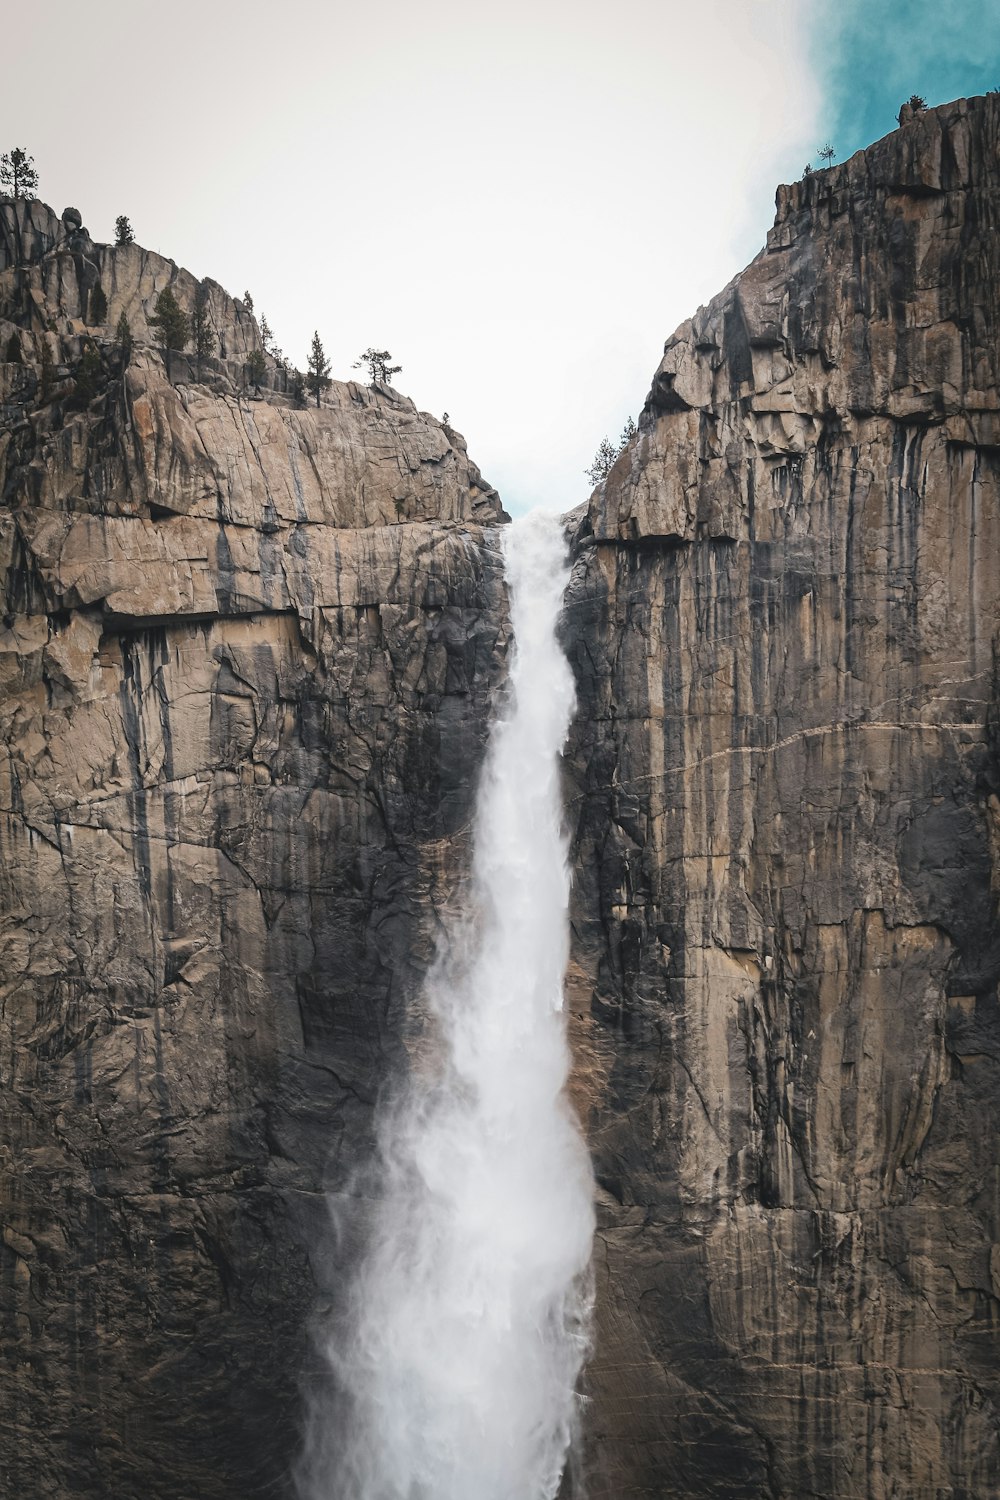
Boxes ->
[565,93,1000,1499]
[0,198,508,1497]
[1,94,999,1500]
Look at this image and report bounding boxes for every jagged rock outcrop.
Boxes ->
[565,93,1000,1498]
[3,92,1000,1500]
[0,198,508,1498]
[1,198,260,359]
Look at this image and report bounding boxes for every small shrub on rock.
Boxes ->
[150,287,189,352]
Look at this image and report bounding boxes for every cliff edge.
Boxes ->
[565,92,1000,1499]
[3,93,1000,1500]
[0,199,508,1497]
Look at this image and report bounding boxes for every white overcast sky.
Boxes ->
[7,0,827,513]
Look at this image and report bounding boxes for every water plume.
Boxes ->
[298,509,595,1500]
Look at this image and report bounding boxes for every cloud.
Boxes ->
[812,0,1000,162]
[7,0,824,514]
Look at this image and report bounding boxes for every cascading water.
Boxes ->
[298,510,595,1500]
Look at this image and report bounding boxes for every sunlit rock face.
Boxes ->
[0,201,508,1498]
[563,93,1000,1499]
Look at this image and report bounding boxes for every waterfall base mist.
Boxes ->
[296,510,596,1500]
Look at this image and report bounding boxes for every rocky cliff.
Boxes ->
[0,199,508,1497]
[1,93,999,1500]
[565,93,1000,1499]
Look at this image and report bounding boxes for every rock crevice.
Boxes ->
[2,91,1000,1500]
[564,92,1000,1500]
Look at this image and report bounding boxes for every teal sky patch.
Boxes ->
[811,0,1000,166]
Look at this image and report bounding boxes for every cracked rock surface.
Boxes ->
[563,94,1000,1499]
[3,92,1000,1500]
[0,197,508,1497]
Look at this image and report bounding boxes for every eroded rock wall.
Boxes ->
[0,198,260,361]
[4,93,1000,1500]
[566,94,1000,1499]
[0,198,508,1497]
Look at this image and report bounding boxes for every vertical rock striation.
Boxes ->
[3,92,1000,1500]
[564,94,1000,1499]
[0,198,508,1497]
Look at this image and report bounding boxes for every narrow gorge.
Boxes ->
[1,92,999,1500]
[298,513,593,1500]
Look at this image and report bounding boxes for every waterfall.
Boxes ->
[299,510,595,1500]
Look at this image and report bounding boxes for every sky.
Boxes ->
[5,0,999,514]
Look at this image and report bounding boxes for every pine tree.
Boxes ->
[247,349,267,392]
[192,284,215,374]
[243,290,254,313]
[149,287,189,352]
[584,436,619,486]
[306,331,331,407]
[353,347,402,386]
[289,369,306,406]
[259,314,274,352]
[115,215,134,246]
[617,415,637,453]
[0,148,39,199]
[817,142,836,166]
[89,284,108,325]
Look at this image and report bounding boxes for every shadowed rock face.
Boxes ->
[2,93,999,1500]
[0,199,509,1497]
[564,94,1000,1499]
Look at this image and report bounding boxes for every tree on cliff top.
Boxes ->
[150,286,189,352]
[353,347,402,386]
[0,148,38,199]
[306,331,331,407]
[585,436,619,486]
[258,313,290,371]
[897,94,928,123]
[585,417,636,486]
[817,142,836,166]
[115,215,134,246]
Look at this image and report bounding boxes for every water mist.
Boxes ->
[298,510,595,1500]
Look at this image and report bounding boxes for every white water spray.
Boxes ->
[300,510,595,1500]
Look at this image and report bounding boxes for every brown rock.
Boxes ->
[3,91,1000,1500]
[565,92,1000,1499]
[0,197,508,1498]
